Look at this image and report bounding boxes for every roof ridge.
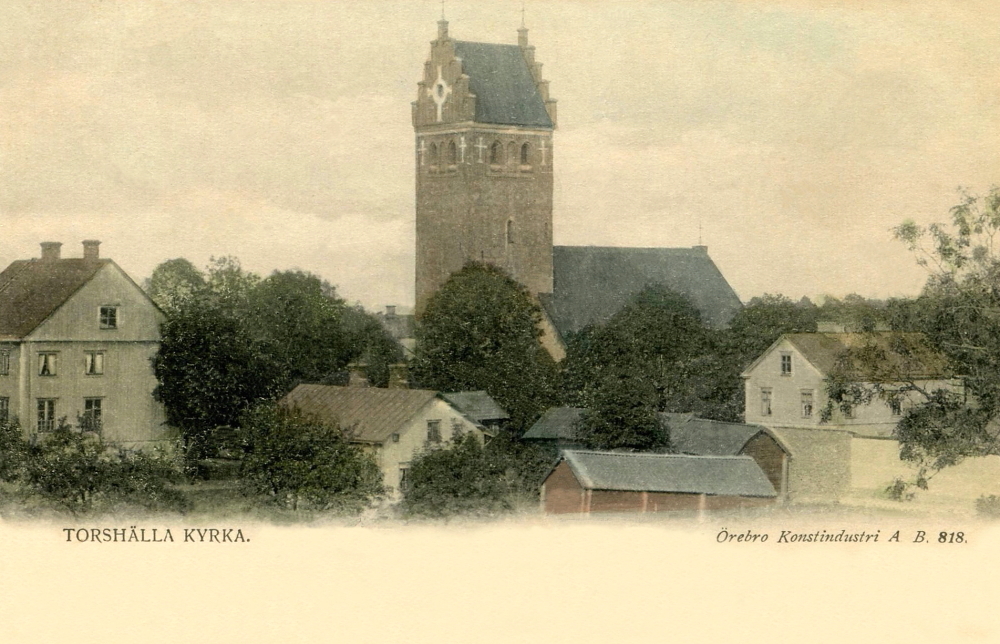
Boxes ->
[565,449,752,461]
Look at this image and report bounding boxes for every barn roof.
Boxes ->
[522,406,584,441]
[559,450,777,497]
[541,246,742,335]
[281,384,441,444]
[665,414,773,456]
[441,391,509,424]
[0,258,112,339]
[453,41,553,128]
[743,332,955,380]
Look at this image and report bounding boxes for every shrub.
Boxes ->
[976,494,1000,519]
[24,424,187,514]
[238,404,384,512]
[0,419,28,483]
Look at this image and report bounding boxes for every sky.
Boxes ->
[2,0,998,310]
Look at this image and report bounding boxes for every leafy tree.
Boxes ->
[0,418,28,483]
[410,262,559,431]
[22,422,186,514]
[574,374,671,451]
[238,404,384,512]
[401,431,513,518]
[145,258,206,315]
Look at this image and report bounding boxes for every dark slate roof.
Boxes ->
[522,406,584,441]
[282,384,440,444]
[782,332,953,379]
[441,391,509,423]
[453,41,553,128]
[560,450,777,497]
[0,259,111,339]
[542,246,743,336]
[664,414,771,456]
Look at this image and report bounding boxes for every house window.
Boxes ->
[100,306,118,329]
[0,397,9,423]
[399,466,410,491]
[760,388,772,416]
[780,353,792,375]
[889,398,902,417]
[391,433,400,443]
[37,399,56,432]
[427,419,441,443]
[38,352,57,377]
[0,349,9,376]
[801,390,814,418]
[85,351,104,376]
[82,398,103,432]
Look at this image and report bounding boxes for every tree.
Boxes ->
[410,262,559,431]
[0,418,28,483]
[562,285,714,417]
[829,187,1000,493]
[574,374,671,451]
[238,404,384,512]
[145,258,206,315]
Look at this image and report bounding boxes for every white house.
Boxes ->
[0,241,170,446]
[281,384,487,495]
[741,332,1000,506]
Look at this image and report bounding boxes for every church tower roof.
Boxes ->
[451,40,553,128]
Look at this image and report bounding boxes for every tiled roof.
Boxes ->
[453,41,553,128]
[560,450,777,497]
[783,332,954,379]
[523,406,584,441]
[0,259,111,339]
[542,246,743,336]
[281,384,439,444]
[441,391,509,423]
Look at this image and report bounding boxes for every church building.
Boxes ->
[412,19,741,344]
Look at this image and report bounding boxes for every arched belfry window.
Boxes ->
[506,219,515,245]
[520,143,530,165]
[428,142,439,168]
[448,141,458,166]
[490,141,503,165]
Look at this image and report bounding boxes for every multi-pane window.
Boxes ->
[99,306,118,329]
[0,349,9,376]
[760,388,772,416]
[38,353,57,376]
[427,419,441,443]
[399,466,410,491]
[0,397,9,423]
[85,351,104,375]
[83,398,103,432]
[889,398,902,417]
[37,399,56,432]
[801,390,814,418]
[780,353,792,375]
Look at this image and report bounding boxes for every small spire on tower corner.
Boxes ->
[437,1,448,40]
[518,3,529,48]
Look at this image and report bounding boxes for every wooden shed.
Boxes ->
[541,450,778,514]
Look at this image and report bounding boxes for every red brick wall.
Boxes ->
[541,461,586,514]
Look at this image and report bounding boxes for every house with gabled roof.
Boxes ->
[0,241,170,445]
[281,383,487,495]
[541,450,777,514]
[440,390,508,429]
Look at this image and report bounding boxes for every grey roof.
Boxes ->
[782,332,953,380]
[559,450,777,497]
[665,414,773,456]
[524,407,776,457]
[453,41,553,128]
[542,246,743,336]
[523,406,584,441]
[441,391,509,423]
[282,384,440,444]
[0,258,112,339]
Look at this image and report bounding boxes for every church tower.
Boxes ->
[413,19,557,314]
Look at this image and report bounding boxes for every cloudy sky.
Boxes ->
[2,0,998,309]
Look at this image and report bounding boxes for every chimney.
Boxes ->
[347,363,370,388]
[388,363,409,389]
[82,240,101,260]
[40,242,62,261]
[385,305,397,318]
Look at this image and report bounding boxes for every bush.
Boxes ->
[238,404,385,512]
[0,419,28,483]
[24,424,187,514]
[976,494,1000,519]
